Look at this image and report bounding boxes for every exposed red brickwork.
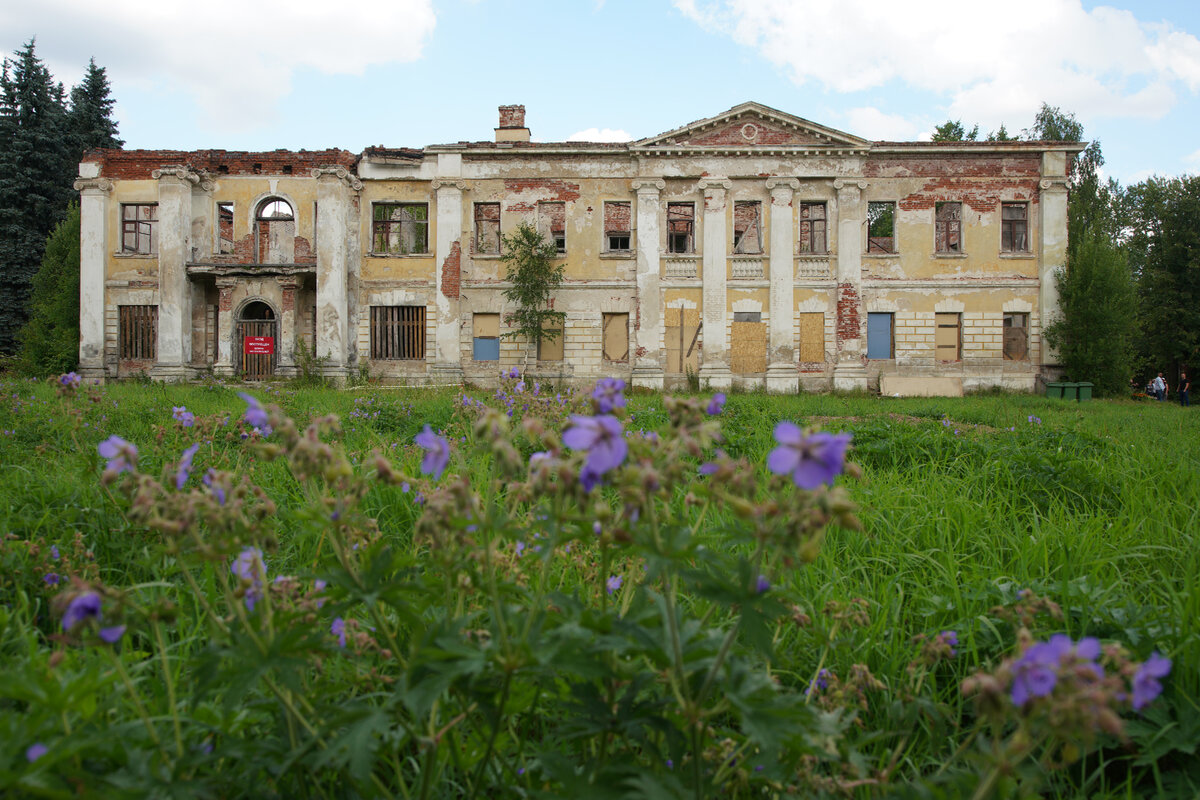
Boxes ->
[502,179,580,204]
[441,240,461,299]
[218,286,233,312]
[864,154,1040,179]
[836,283,860,344]
[83,149,358,180]
[686,120,823,147]
[208,234,315,265]
[604,201,631,231]
[498,105,526,129]
[281,287,295,312]
[898,178,1040,214]
[128,280,157,289]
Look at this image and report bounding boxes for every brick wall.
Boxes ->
[84,149,358,180]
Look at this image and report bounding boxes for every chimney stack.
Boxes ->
[495,105,530,143]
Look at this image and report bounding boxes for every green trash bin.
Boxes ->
[1076,382,1093,401]
[1045,382,1065,399]
[1061,382,1079,401]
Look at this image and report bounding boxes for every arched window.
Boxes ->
[256,198,295,264]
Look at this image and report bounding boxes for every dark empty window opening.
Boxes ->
[935,201,962,253]
[733,201,762,254]
[121,204,158,255]
[799,202,827,254]
[667,202,694,254]
[604,201,631,252]
[867,202,896,253]
[217,202,235,254]
[1001,203,1028,252]
[475,203,501,254]
[217,165,229,175]
[373,203,429,255]
[252,163,263,174]
[282,165,292,175]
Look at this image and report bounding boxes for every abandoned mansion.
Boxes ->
[74,102,1083,393]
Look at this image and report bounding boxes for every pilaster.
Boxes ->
[698,178,732,390]
[151,166,199,381]
[432,178,466,385]
[766,178,799,393]
[1039,178,1069,369]
[632,179,665,390]
[313,166,361,379]
[277,277,298,376]
[214,279,236,377]
[832,179,868,391]
[74,175,113,380]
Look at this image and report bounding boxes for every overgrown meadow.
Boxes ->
[0,375,1196,799]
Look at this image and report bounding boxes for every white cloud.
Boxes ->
[566,127,633,142]
[1,0,436,132]
[1184,148,1200,165]
[674,0,1200,134]
[841,107,922,141]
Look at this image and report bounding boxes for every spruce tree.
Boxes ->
[17,205,80,375]
[0,40,75,353]
[69,58,123,152]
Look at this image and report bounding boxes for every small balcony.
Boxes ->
[662,255,700,280]
[729,256,765,279]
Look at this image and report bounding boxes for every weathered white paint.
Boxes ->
[880,376,964,397]
[766,178,799,392]
[832,180,868,391]
[74,176,111,379]
[1038,179,1069,368]
[432,178,464,384]
[152,168,196,379]
[699,178,732,390]
[633,179,665,389]
[314,168,357,376]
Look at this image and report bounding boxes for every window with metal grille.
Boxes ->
[867,202,895,253]
[799,203,827,254]
[538,201,566,254]
[935,201,962,253]
[475,203,501,254]
[1001,203,1028,252]
[1003,312,1029,360]
[667,203,694,254]
[733,201,762,254]
[370,306,426,360]
[118,305,158,360]
[604,201,631,252]
[372,204,429,255]
[935,313,961,361]
[121,204,158,254]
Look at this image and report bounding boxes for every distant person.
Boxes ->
[1153,372,1166,401]
[1180,372,1191,407]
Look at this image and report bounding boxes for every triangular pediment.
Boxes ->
[634,102,869,151]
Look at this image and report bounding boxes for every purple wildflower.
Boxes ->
[331,617,347,648]
[1132,652,1172,710]
[414,425,451,481]
[606,575,623,594]
[507,367,521,379]
[175,443,200,490]
[515,380,526,393]
[203,469,226,505]
[1028,414,1042,425]
[755,575,770,594]
[172,406,195,427]
[1010,634,1103,706]
[44,573,59,586]
[98,435,138,474]
[699,461,718,476]
[26,743,48,763]
[591,378,626,414]
[562,415,627,492]
[230,547,266,611]
[237,392,270,429]
[62,592,102,632]
[806,669,830,696]
[941,630,959,656]
[98,625,126,643]
[706,393,726,415]
[50,545,59,561]
[59,372,81,388]
[767,423,851,489]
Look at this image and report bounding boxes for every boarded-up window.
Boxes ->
[867,202,895,253]
[799,312,825,362]
[475,203,501,254]
[799,203,826,254]
[1003,312,1029,361]
[867,312,893,359]
[601,313,629,362]
[119,305,158,360]
[604,201,631,251]
[473,313,500,360]
[731,311,766,374]
[121,204,158,254]
[664,306,700,374]
[935,202,962,253]
[667,203,694,254]
[217,202,234,254]
[538,325,564,361]
[1001,203,1028,252]
[373,203,429,255]
[936,313,961,361]
[370,306,426,360]
[538,201,566,254]
[733,201,762,254]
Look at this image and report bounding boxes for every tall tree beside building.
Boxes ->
[0,40,76,353]
[500,223,566,368]
[16,205,80,375]
[69,58,123,152]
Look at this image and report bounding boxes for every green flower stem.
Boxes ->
[103,647,167,759]
[803,619,842,705]
[153,621,185,757]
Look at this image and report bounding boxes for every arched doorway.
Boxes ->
[237,301,277,380]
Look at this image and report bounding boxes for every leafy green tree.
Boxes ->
[17,204,80,375]
[986,124,1015,141]
[931,120,978,141]
[0,39,76,353]
[1043,230,1138,395]
[69,58,122,152]
[500,223,566,367]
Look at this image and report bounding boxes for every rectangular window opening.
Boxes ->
[121,204,158,255]
[867,312,893,359]
[370,305,426,360]
[733,201,762,254]
[537,201,566,254]
[867,202,895,253]
[1003,312,1029,360]
[936,313,961,361]
[601,313,629,362]
[935,201,962,253]
[473,313,501,360]
[604,201,631,252]
[1001,203,1028,252]
[118,305,158,360]
[217,202,235,254]
[664,305,700,374]
[799,203,827,254]
[474,203,501,255]
[373,203,429,255]
[799,312,825,362]
[667,202,694,254]
[537,324,564,361]
[731,311,766,374]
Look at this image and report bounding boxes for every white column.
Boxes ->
[698,178,732,390]
[1039,177,1069,372]
[151,167,198,380]
[632,179,665,389]
[74,172,112,380]
[832,179,868,391]
[313,166,360,379]
[432,179,465,384]
[214,279,235,376]
[766,178,799,393]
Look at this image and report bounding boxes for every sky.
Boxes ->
[3,0,1200,186]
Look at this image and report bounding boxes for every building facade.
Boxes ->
[75,103,1082,393]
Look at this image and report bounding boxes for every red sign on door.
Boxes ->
[244,337,275,355]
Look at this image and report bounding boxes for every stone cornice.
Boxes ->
[833,179,868,190]
[1039,178,1070,192]
[698,178,731,193]
[632,178,665,193]
[73,177,114,194]
[765,177,800,192]
[152,166,202,186]
[311,166,364,191]
[431,179,466,192]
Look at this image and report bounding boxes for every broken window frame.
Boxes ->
[216,202,235,254]
[372,203,430,255]
[935,201,963,254]
[867,202,896,253]
[537,201,567,255]
[121,204,158,255]
[1003,312,1029,361]
[667,202,695,254]
[798,202,827,254]
[255,197,295,264]
[603,201,632,252]
[474,203,502,255]
[1001,203,1029,253]
[732,201,763,254]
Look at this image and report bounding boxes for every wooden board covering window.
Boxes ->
[538,326,564,361]
[370,306,426,360]
[798,312,825,362]
[601,313,629,362]
[731,313,766,374]
[119,305,158,360]
[935,313,960,361]
[664,306,700,374]
[1003,312,1029,360]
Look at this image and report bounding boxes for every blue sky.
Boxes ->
[4,0,1199,185]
